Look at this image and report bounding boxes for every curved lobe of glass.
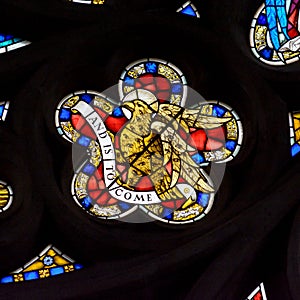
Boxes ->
[250,1,300,66]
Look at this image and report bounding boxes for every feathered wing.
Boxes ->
[158,103,232,131]
[151,165,183,201]
[151,120,214,194]
[179,151,214,193]
[116,99,215,200]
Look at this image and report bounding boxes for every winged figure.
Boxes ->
[114,97,232,205]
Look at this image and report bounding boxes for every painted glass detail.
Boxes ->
[55,59,243,224]
[0,245,83,283]
[250,1,300,65]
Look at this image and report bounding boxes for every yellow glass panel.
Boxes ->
[54,255,70,266]
[295,128,300,142]
[294,117,300,131]
[93,0,105,5]
[23,261,44,272]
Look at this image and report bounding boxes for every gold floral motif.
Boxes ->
[94,97,113,113]
[170,94,182,105]
[226,120,238,140]
[199,104,213,115]
[90,204,121,216]
[63,96,79,109]
[13,274,24,282]
[173,204,203,221]
[128,65,145,78]
[64,265,75,273]
[255,26,267,51]
[39,269,50,278]
[75,173,89,199]
[88,141,102,166]
[124,86,135,94]
[283,51,300,59]
[158,64,179,82]
[145,204,164,215]
[61,121,80,142]
[204,147,231,161]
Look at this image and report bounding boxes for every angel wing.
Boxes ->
[179,151,214,193]
[151,120,214,193]
[158,103,232,132]
[151,165,183,201]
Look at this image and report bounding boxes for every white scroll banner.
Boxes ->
[73,101,195,205]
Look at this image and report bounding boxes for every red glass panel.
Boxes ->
[105,116,127,133]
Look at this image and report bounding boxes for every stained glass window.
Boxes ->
[67,0,104,4]
[55,59,243,224]
[289,111,300,156]
[0,101,9,121]
[250,1,300,65]
[0,34,30,54]
[176,1,200,18]
[246,282,267,300]
[0,180,13,212]
[0,245,83,283]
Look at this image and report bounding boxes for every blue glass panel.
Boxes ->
[260,48,273,59]
[78,136,91,147]
[197,193,209,207]
[171,84,182,93]
[192,153,205,164]
[74,263,84,270]
[277,6,289,37]
[59,108,71,121]
[81,94,92,104]
[266,5,281,50]
[266,6,277,28]
[124,76,135,85]
[145,62,157,73]
[226,140,236,151]
[118,202,130,210]
[291,143,300,156]
[0,35,5,42]
[257,14,267,26]
[83,163,96,175]
[13,38,22,43]
[0,40,13,47]
[0,105,4,117]
[57,127,64,136]
[163,209,173,219]
[24,271,39,281]
[112,107,124,117]
[212,106,226,117]
[82,197,92,209]
[266,0,275,5]
[5,35,13,40]
[181,5,197,17]
[0,276,13,283]
[49,267,64,276]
